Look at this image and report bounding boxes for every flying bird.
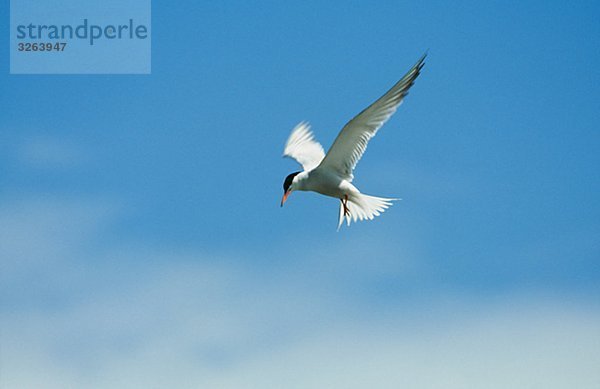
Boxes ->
[281,54,426,229]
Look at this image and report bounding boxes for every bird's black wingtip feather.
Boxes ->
[414,51,428,71]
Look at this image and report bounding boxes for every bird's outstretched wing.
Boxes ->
[283,122,326,171]
[318,54,426,181]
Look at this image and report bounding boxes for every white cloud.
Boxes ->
[3,276,599,389]
[1,197,599,389]
[210,300,600,389]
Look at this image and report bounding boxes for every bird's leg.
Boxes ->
[342,194,350,217]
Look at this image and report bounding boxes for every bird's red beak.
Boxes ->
[281,190,291,207]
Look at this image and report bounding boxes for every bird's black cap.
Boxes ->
[283,171,300,192]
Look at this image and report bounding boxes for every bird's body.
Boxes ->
[281,54,426,229]
[294,169,356,199]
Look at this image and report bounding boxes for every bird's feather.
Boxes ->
[318,54,426,181]
[282,122,325,171]
[337,194,396,230]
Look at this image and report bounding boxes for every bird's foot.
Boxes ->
[342,195,350,217]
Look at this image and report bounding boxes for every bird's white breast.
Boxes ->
[296,168,358,199]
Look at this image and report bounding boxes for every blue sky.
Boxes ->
[1,1,599,387]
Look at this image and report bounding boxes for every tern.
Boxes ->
[281,54,426,229]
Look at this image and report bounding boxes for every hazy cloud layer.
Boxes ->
[1,198,599,388]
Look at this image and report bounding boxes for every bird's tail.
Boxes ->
[337,194,398,230]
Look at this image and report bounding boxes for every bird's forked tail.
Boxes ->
[337,194,397,230]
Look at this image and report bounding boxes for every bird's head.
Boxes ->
[281,171,301,207]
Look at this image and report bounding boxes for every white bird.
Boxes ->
[281,54,426,229]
